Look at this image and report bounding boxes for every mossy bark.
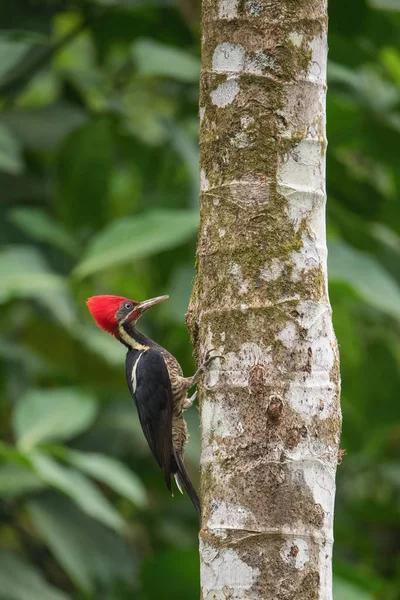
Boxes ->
[188,1,341,598]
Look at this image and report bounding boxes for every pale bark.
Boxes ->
[187,0,341,599]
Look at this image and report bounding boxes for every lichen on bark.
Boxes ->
[188,1,341,598]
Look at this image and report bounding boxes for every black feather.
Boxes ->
[172,449,200,513]
[126,349,173,491]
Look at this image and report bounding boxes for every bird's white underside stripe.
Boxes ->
[131,351,144,393]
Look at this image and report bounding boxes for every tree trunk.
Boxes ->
[187,0,341,598]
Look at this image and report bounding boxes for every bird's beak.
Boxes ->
[136,295,169,314]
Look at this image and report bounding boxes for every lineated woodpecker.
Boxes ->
[86,294,218,513]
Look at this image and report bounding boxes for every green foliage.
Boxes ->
[66,450,147,507]
[141,549,199,599]
[0,1,399,599]
[14,389,98,450]
[0,123,23,174]
[132,38,200,81]
[0,551,70,600]
[75,209,199,278]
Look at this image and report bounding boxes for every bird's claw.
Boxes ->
[204,349,224,365]
[184,390,197,410]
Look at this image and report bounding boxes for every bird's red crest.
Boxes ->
[86,295,129,336]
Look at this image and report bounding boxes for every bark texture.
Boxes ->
[187,1,341,599]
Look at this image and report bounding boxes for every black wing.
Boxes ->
[126,349,173,492]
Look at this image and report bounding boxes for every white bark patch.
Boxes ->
[276,322,297,348]
[208,501,253,530]
[304,460,336,516]
[289,32,304,47]
[290,231,325,282]
[240,114,254,129]
[308,35,327,84]
[278,140,325,194]
[212,43,245,73]
[277,303,338,418]
[286,377,337,419]
[199,106,206,122]
[260,258,284,282]
[246,51,275,74]
[319,541,333,600]
[218,0,239,19]
[279,436,337,466]
[230,131,249,148]
[201,543,260,599]
[239,281,249,294]
[202,396,240,439]
[278,83,326,142]
[219,228,226,237]
[206,342,272,388]
[201,169,210,191]
[228,263,249,295]
[206,356,224,388]
[280,187,328,283]
[211,79,240,107]
[280,187,325,231]
[229,263,243,284]
[280,539,309,570]
[245,0,264,16]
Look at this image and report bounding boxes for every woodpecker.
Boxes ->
[86,294,218,513]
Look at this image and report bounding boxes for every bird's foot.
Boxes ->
[203,348,224,367]
[188,349,223,387]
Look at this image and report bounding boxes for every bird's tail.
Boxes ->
[172,449,200,514]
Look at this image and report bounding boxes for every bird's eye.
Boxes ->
[124,302,133,310]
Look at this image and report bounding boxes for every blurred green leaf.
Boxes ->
[0,246,75,325]
[132,38,200,82]
[369,0,400,10]
[328,241,400,320]
[0,464,45,497]
[380,463,400,487]
[14,388,98,451]
[56,117,113,230]
[28,495,136,593]
[334,577,374,600]
[380,47,400,85]
[0,246,64,301]
[30,453,125,532]
[29,498,93,592]
[167,122,199,206]
[120,82,177,145]
[2,103,87,151]
[91,0,174,5]
[9,208,79,256]
[167,264,194,323]
[371,222,400,252]
[76,325,126,366]
[0,37,30,82]
[74,209,198,278]
[141,549,199,600]
[67,450,148,507]
[0,551,70,600]
[0,123,23,174]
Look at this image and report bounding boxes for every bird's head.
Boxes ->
[86,294,169,338]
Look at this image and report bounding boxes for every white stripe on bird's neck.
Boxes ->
[118,325,148,351]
